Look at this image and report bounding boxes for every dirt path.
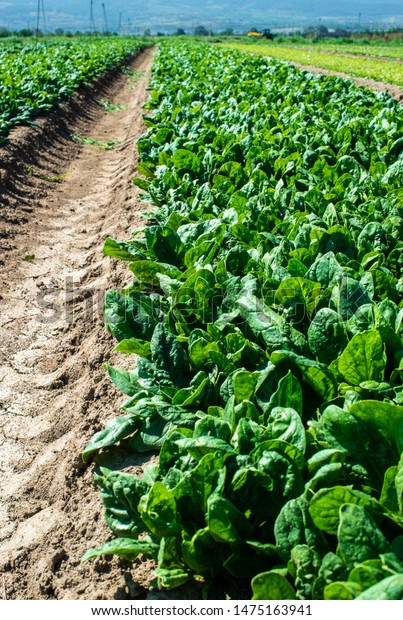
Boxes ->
[0,46,158,600]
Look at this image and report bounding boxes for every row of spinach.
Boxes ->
[83,41,403,599]
[0,38,149,139]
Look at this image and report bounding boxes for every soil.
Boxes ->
[0,45,195,601]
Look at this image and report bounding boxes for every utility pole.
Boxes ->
[118,12,122,35]
[102,3,108,34]
[36,0,40,43]
[90,0,95,35]
[41,0,46,34]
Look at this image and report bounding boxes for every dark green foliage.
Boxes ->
[0,38,150,139]
[83,40,403,599]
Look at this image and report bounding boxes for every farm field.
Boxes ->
[222,42,403,89]
[0,43,158,600]
[1,37,403,601]
[231,37,403,60]
[81,41,403,599]
[282,44,403,61]
[0,37,149,140]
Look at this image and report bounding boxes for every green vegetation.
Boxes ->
[229,36,403,60]
[222,42,403,87]
[0,37,148,140]
[71,134,120,150]
[26,164,66,183]
[84,40,403,599]
[291,44,403,61]
[100,99,128,113]
[121,67,146,89]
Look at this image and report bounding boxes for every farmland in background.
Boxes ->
[270,41,403,61]
[220,39,403,87]
[220,35,403,59]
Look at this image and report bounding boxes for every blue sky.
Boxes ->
[1,0,402,33]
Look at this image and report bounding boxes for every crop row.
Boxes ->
[224,43,403,88]
[292,44,403,61]
[236,39,403,61]
[84,41,403,599]
[0,37,149,139]
[294,44,403,61]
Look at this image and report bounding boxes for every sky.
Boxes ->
[1,0,402,33]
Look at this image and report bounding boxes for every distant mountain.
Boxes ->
[1,0,402,34]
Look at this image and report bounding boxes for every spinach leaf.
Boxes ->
[337,504,391,568]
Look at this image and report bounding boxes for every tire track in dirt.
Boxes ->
[0,46,157,600]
